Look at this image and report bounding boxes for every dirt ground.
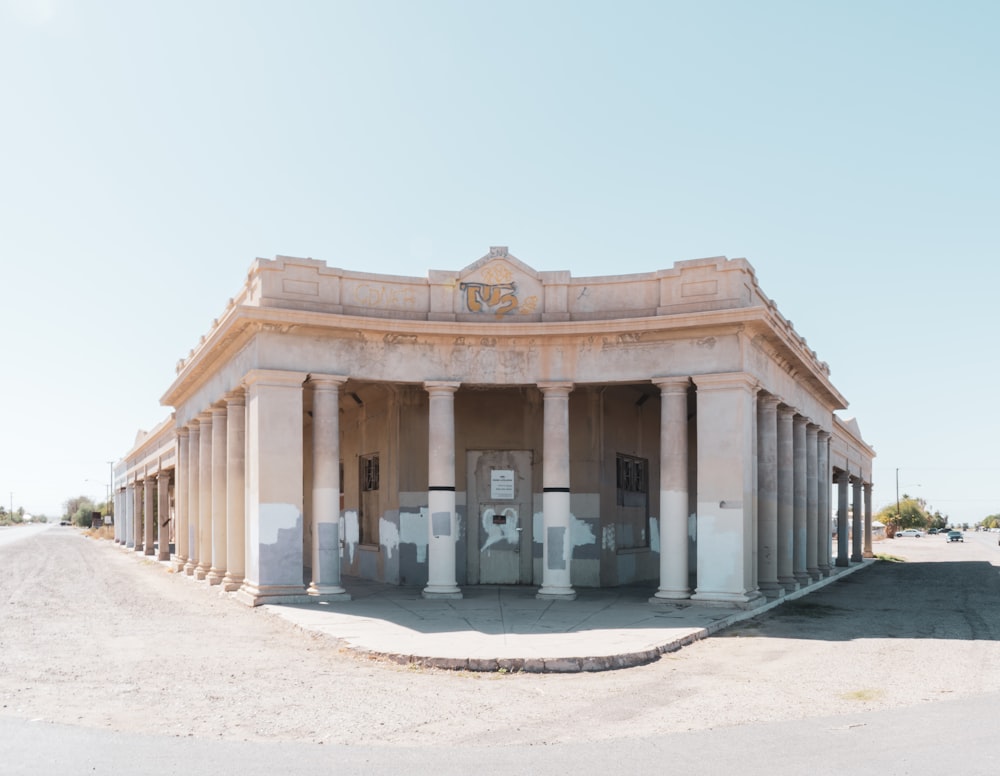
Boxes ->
[2,526,1000,747]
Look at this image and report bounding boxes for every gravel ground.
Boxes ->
[2,526,1000,747]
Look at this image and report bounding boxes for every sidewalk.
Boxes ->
[266,562,871,672]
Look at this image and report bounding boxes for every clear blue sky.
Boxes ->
[2,0,997,524]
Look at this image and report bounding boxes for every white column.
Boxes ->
[195,411,213,580]
[184,421,200,576]
[863,482,874,558]
[132,481,143,552]
[776,405,797,592]
[690,374,762,606]
[143,475,155,556]
[174,428,189,570]
[851,476,863,563]
[817,430,832,576]
[805,423,820,580]
[537,382,576,600]
[222,389,246,592]
[423,381,462,599]
[308,375,350,600]
[157,471,171,561]
[207,404,228,586]
[755,394,783,598]
[236,370,309,606]
[835,469,850,567]
[114,488,123,543]
[124,482,135,548]
[652,378,690,601]
[792,415,809,586]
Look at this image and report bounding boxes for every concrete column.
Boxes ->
[114,488,123,543]
[422,381,462,599]
[236,370,309,606]
[776,405,798,592]
[755,394,783,599]
[222,390,246,592]
[792,416,809,585]
[651,377,691,601]
[207,404,228,586]
[132,481,143,552]
[195,411,213,580]
[817,431,832,576]
[863,482,874,558]
[143,475,155,556]
[184,420,200,576]
[537,381,576,600]
[835,469,849,567]
[851,476,863,563]
[805,423,820,580]
[157,471,171,561]
[308,375,350,600]
[690,374,762,607]
[124,483,135,548]
[174,428,189,570]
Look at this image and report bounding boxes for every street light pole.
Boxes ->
[107,460,115,523]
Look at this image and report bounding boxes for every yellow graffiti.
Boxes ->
[460,282,519,317]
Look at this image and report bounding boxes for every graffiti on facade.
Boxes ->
[353,284,416,309]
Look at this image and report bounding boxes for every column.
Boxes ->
[835,469,849,567]
[157,471,171,561]
[207,404,228,585]
[132,481,143,552]
[114,488,123,543]
[537,382,576,600]
[143,475,155,556]
[754,394,783,599]
[195,412,213,580]
[651,378,691,601]
[184,420,200,576]
[817,431,832,576]
[422,381,463,599]
[222,389,246,592]
[792,416,809,585]
[776,406,798,592]
[863,482,874,558]
[805,423,820,581]
[236,370,309,606]
[174,429,189,571]
[851,476,863,563]
[124,483,134,548]
[307,376,350,600]
[690,374,762,606]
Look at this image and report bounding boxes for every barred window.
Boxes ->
[361,454,379,492]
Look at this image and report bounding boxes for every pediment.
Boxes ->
[458,246,542,281]
[453,246,545,319]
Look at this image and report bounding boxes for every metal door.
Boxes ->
[467,450,533,584]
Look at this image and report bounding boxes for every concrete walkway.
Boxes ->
[266,562,871,672]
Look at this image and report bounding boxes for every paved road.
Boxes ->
[2,527,999,774]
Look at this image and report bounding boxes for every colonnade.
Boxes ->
[113,471,173,563]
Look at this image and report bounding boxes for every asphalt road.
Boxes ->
[2,525,999,775]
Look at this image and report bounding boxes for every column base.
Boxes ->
[194,564,210,581]
[778,575,799,593]
[422,584,462,600]
[234,582,312,607]
[756,581,786,600]
[835,557,849,568]
[818,563,832,577]
[793,571,811,586]
[206,568,223,586]
[850,553,864,563]
[144,547,155,557]
[183,561,197,576]
[171,557,187,573]
[221,574,244,592]
[649,589,690,604]
[308,585,352,602]
[807,567,822,582]
[536,586,576,601]
[690,590,767,610]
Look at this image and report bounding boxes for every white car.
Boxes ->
[896,529,924,538]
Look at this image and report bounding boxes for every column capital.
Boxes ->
[817,429,831,441]
[424,380,460,394]
[692,372,757,393]
[157,470,170,483]
[243,369,308,389]
[177,427,189,439]
[833,468,849,483]
[652,376,690,393]
[537,381,574,396]
[756,392,782,410]
[777,403,797,419]
[224,388,246,406]
[197,409,213,424]
[806,421,820,433]
[309,373,349,388]
[793,414,808,428]
[210,403,227,419]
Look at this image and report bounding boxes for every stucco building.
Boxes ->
[113,248,875,607]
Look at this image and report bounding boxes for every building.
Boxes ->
[113,248,875,607]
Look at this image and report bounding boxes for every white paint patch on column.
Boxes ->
[259,503,300,544]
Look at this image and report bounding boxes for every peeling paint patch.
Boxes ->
[400,510,428,563]
[260,503,299,545]
[343,509,359,563]
[379,517,400,560]
[570,513,596,548]
[650,517,660,553]
[602,524,616,552]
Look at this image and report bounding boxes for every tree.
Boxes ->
[876,493,932,533]
[64,495,97,528]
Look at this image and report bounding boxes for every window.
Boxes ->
[359,453,380,545]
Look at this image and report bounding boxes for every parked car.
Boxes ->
[896,529,924,538]
[947,531,964,542]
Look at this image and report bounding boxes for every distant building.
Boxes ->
[114,248,875,607]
